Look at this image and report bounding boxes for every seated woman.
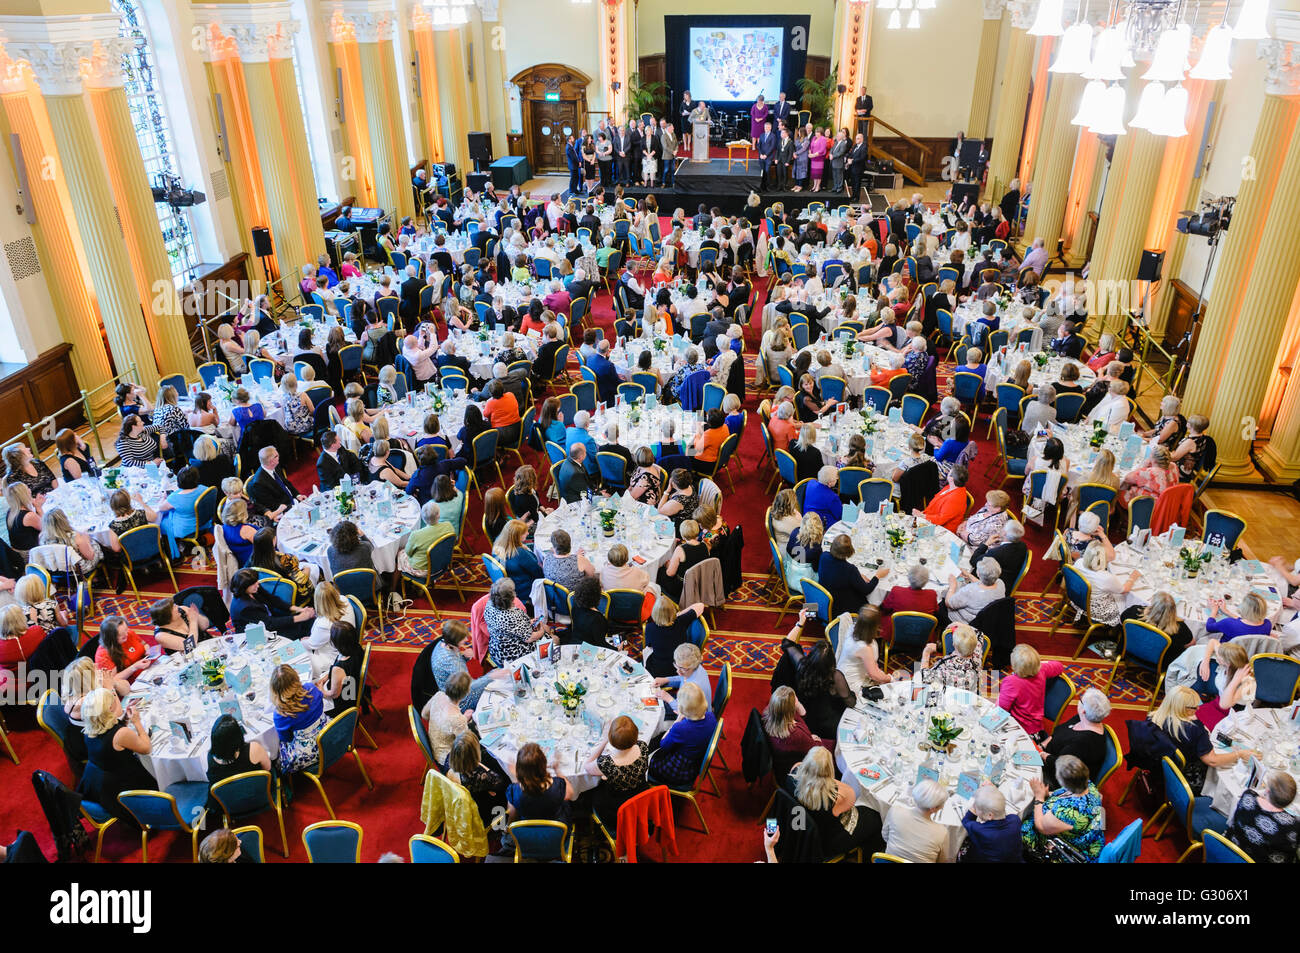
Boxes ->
[148,595,209,654]
[1062,509,1108,562]
[1020,384,1057,435]
[422,669,471,770]
[270,664,330,775]
[225,389,265,442]
[1043,687,1111,784]
[56,428,100,482]
[156,466,206,559]
[1021,755,1104,862]
[493,519,543,608]
[326,520,376,577]
[1118,446,1180,509]
[279,374,315,438]
[944,556,1005,625]
[366,439,411,490]
[1144,394,1187,449]
[446,731,509,829]
[763,684,834,779]
[917,463,969,533]
[76,687,156,817]
[219,498,259,565]
[428,474,465,543]
[957,490,1011,548]
[506,741,577,826]
[918,623,985,693]
[1064,450,1120,526]
[115,414,166,467]
[189,434,235,490]
[646,682,717,790]
[997,644,1065,740]
[643,593,706,679]
[485,578,545,665]
[784,747,882,858]
[657,519,710,603]
[1205,590,1273,642]
[883,780,952,863]
[773,631,854,738]
[1148,685,1257,793]
[563,576,608,648]
[205,713,272,815]
[582,715,651,827]
[416,413,453,455]
[654,641,712,714]
[1119,591,1193,656]
[657,468,699,530]
[1196,639,1254,733]
[1225,770,1300,864]
[14,574,70,633]
[507,465,545,527]
[834,605,901,696]
[39,507,102,577]
[880,563,940,633]
[92,616,153,684]
[228,568,315,640]
[601,543,651,594]
[784,512,824,593]
[248,526,314,604]
[1074,540,1138,629]
[959,783,1023,863]
[115,381,152,420]
[303,582,350,677]
[0,604,72,685]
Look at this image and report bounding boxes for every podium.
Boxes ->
[692,122,711,162]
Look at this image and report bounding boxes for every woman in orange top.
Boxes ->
[483,379,521,427]
[870,353,909,389]
[94,616,154,682]
[917,463,970,533]
[692,409,729,471]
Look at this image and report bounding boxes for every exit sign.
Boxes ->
[544,92,560,101]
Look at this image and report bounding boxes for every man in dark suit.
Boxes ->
[775,128,795,191]
[612,124,630,185]
[399,264,424,331]
[847,133,868,197]
[887,201,909,245]
[245,446,303,520]
[558,444,594,503]
[968,521,1029,592]
[565,135,581,196]
[771,91,793,132]
[629,122,643,183]
[317,430,362,490]
[757,120,778,191]
[854,90,874,136]
[567,267,596,303]
[435,340,472,378]
[1048,321,1087,360]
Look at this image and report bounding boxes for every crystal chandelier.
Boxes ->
[1031,0,1272,138]
[879,0,937,30]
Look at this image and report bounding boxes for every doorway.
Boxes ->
[529,100,578,173]
[511,63,592,177]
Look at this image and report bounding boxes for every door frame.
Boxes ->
[511,63,592,174]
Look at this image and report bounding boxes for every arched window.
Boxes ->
[111,0,200,281]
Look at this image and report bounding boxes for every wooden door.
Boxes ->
[530,100,578,173]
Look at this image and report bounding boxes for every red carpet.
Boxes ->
[0,232,1182,862]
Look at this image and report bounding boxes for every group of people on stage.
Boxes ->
[565,118,681,197]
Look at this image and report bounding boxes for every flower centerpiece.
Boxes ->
[925,712,962,753]
[859,408,880,435]
[883,514,913,549]
[1178,546,1212,577]
[554,676,587,718]
[652,336,667,353]
[628,403,643,426]
[1033,351,1050,369]
[103,468,123,491]
[598,508,618,537]
[200,656,226,690]
[431,391,447,414]
[336,485,356,516]
[477,328,490,343]
[843,338,858,359]
[1090,420,1108,448]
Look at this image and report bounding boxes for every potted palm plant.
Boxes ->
[624,72,666,121]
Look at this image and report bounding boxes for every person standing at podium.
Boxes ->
[689,101,712,162]
[757,120,778,191]
[750,95,770,149]
[854,90,874,136]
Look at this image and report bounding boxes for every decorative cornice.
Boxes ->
[984,0,1008,21]
[192,3,299,62]
[479,0,499,23]
[226,20,300,63]
[82,35,135,89]
[1007,0,1035,31]
[1,40,93,96]
[0,13,124,95]
[1259,39,1300,98]
[322,1,396,44]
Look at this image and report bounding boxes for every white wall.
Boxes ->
[864,2,986,137]
[0,148,62,364]
[499,0,604,114]
[1176,43,1268,299]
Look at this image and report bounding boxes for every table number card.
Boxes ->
[842,503,861,525]
[887,406,902,424]
[915,762,940,786]
[1168,525,1186,547]
[228,665,252,694]
[145,462,160,480]
[377,496,393,519]
[978,708,1010,732]
[308,505,320,526]
[243,623,267,648]
[1119,421,1136,439]
[218,697,244,727]
[956,771,980,800]
[1011,748,1044,768]
[949,541,963,567]
[169,720,193,746]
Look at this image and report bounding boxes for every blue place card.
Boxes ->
[915,762,940,786]
[950,541,963,566]
[228,665,252,693]
[983,754,1006,785]
[978,707,1010,732]
[1169,525,1186,547]
[179,661,201,686]
[951,688,976,707]
[169,720,192,745]
[275,641,298,664]
[888,405,902,424]
[916,521,934,540]
[377,497,393,519]
[512,664,532,689]
[218,697,244,727]
[1012,748,1044,767]
[1119,421,1135,439]
[645,394,657,410]
[956,771,980,800]
[308,505,320,526]
[1243,559,1265,576]
[243,623,266,648]
[654,518,674,537]
[578,643,599,664]
[144,462,160,480]
[842,503,861,525]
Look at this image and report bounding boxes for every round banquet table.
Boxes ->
[377,389,475,456]
[610,338,676,382]
[835,680,1038,858]
[984,353,1095,393]
[1102,533,1287,641]
[763,293,881,337]
[262,322,355,360]
[47,470,173,547]
[641,287,716,326]
[796,340,896,397]
[1203,706,1300,822]
[472,643,664,793]
[275,483,421,579]
[126,632,312,790]
[446,328,537,380]
[184,379,289,433]
[952,302,1044,354]
[812,405,921,473]
[1025,421,1146,492]
[533,496,676,580]
[587,402,700,457]
[825,512,968,609]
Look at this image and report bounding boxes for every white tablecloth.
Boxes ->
[48,470,173,546]
[813,406,921,472]
[128,633,311,789]
[1203,707,1300,823]
[826,512,967,608]
[985,353,1095,393]
[952,302,1043,353]
[588,402,700,456]
[377,389,475,456]
[533,496,676,580]
[446,328,537,380]
[262,322,355,360]
[276,484,420,579]
[473,643,663,793]
[1026,422,1148,492]
[835,680,1038,858]
[796,340,896,397]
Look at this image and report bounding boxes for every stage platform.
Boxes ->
[590,158,887,217]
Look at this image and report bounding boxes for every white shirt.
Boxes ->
[949,231,971,252]
[1086,393,1130,434]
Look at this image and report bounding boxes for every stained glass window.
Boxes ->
[111,0,200,281]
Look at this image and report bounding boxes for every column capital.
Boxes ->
[323,1,397,43]
[0,13,122,96]
[1259,39,1300,98]
[0,47,27,96]
[983,0,1008,21]
[1007,0,1035,31]
[479,0,500,23]
[83,36,137,90]
[192,4,299,62]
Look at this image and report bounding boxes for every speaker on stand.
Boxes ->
[467,132,492,172]
[251,226,289,316]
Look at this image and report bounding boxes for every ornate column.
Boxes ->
[600,0,629,122]
[1086,130,1167,341]
[968,0,1006,139]
[1021,74,1083,258]
[433,23,471,175]
[9,29,161,391]
[85,40,195,379]
[1258,284,1300,482]
[1182,42,1300,419]
[987,0,1035,201]
[1061,131,1101,267]
[411,8,445,164]
[0,51,115,411]
[202,40,262,263]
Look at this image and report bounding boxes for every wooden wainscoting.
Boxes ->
[0,343,82,443]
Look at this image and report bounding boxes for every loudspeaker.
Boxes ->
[251,226,273,258]
[467,132,492,162]
[951,182,979,208]
[1137,249,1165,282]
[466,172,490,193]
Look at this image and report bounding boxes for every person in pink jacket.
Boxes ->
[997,644,1064,740]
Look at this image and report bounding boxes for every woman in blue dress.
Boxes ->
[220,497,258,565]
[157,466,208,558]
[227,387,265,441]
[492,519,543,611]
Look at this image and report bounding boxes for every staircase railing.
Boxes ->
[865,116,932,187]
